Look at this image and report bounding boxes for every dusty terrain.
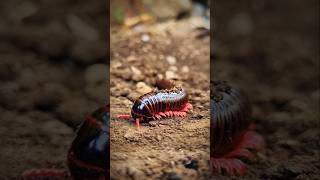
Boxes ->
[110,21,210,179]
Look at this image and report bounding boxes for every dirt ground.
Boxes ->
[110,20,210,179]
[0,0,107,179]
[212,0,319,179]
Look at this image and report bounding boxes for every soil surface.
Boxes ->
[110,20,210,179]
[212,0,319,179]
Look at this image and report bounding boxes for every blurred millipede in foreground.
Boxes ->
[211,81,265,176]
[22,105,110,180]
[117,79,192,125]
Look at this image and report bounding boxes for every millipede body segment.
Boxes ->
[131,87,192,125]
[211,81,264,176]
[117,80,193,125]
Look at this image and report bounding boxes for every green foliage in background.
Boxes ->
[112,7,124,24]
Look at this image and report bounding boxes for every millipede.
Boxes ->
[117,80,193,125]
[22,105,110,179]
[211,81,264,176]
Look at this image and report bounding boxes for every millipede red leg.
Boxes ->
[22,169,69,180]
[211,126,265,176]
[116,115,132,119]
[135,119,140,126]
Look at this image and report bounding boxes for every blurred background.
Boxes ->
[212,0,319,179]
[0,0,108,179]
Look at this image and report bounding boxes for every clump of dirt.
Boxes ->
[110,20,210,179]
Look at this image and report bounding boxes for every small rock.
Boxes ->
[165,70,179,80]
[126,55,137,62]
[67,14,99,41]
[132,74,144,82]
[157,74,164,79]
[131,66,142,75]
[120,88,130,97]
[8,2,38,22]
[85,64,108,84]
[148,121,158,127]
[141,34,150,42]
[119,68,132,81]
[166,56,176,65]
[111,61,122,69]
[184,160,199,170]
[136,82,153,94]
[181,66,189,73]
[168,66,178,71]
[156,135,162,141]
[128,92,140,102]
[127,166,139,177]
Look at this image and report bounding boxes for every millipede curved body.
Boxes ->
[22,105,110,180]
[211,81,264,176]
[68,106,110,179]
[131,88,192,123]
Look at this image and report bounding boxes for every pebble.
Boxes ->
[85,64,108,84]
[168,66,178,71]
[111,61,122,69]
[120,88,130,97]
[127,166,139,177]
[184,160,199,170]
[181,66,189,73]
[165,70,179,80]
[131,66,142,75]
[126,55,137,62]
[67,14,99,41]
[157,74,164,79]
[156,135,162,141]
[166,55,177,65]
[136,82,153,94]
[141,34,150,42]
[127,92,140,102]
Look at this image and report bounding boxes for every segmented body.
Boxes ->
[131,87,192,123]
[211,81,264,176]
[22,105,110,180]
[68,106,110,179]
